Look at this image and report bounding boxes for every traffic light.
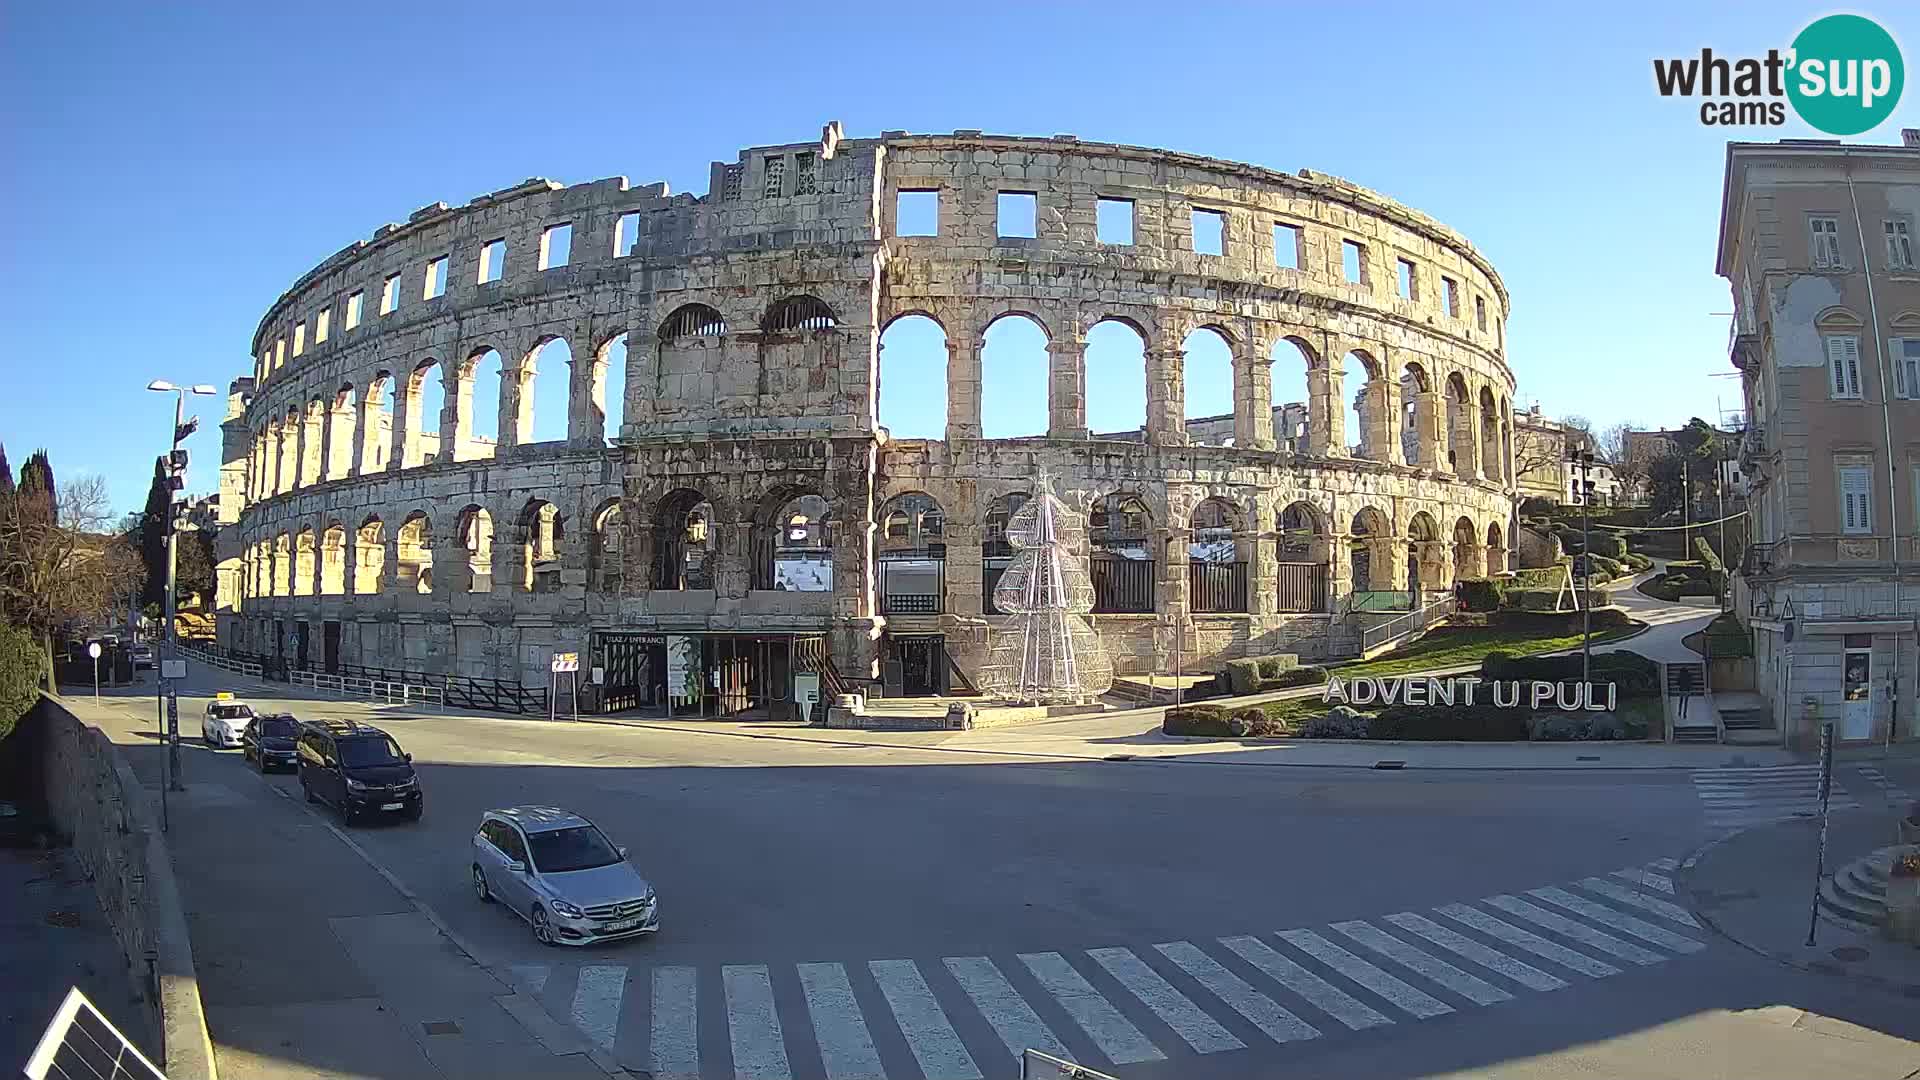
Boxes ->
[165,448,188,493]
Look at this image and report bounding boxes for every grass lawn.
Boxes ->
[1326,624,1641,680]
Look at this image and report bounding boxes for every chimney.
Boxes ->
[1905,128,1920,148]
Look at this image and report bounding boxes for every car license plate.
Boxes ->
[603,918,640,932]
[381,802,404,811]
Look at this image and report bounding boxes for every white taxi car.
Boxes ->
[202,694,257,748]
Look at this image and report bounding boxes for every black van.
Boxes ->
[296,719,423,825]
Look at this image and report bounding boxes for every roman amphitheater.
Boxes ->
[211,122,1519,718]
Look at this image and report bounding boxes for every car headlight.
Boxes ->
[344,778,367,792]
[550,900,584,918]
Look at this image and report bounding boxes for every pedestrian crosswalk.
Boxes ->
[1689,764,1863,830]
[504,859,1706,1079]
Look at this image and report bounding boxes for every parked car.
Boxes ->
[202,698,257,748]
[130,644,153,670]
[242,713,302,773]
[471,806,657,946]
[296,720,422,824]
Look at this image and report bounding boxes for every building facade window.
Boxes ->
[793,152,816,196]
[1826,335,1863,399]
[1475,295,1487,330]
[720,164,743,202]
[315,308,330,343]
[1442,276,1459,317]
[345,291,364,330]
[1395,258,1417,300]
[763,155,786,198]
[1887,219,1915,270]
[1892,337,1920,398]
[1192,209,1225,256]
[1097,198,1134,245]
[1810,215,1844,269]
[423,256,448,299]
[1341,240,1366,283]
[1273,223,1300,269]
[1839,463,1872,534]
[381,273,400,315]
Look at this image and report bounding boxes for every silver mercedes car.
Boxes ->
[471,806,658,946]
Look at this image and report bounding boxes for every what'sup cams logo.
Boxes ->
[1654,13,1904,134]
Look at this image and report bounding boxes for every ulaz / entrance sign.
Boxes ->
[1323,676,1620,711]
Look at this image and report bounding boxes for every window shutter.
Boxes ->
[1840,466,1871,533]
[1894,338,1909,399]
[1828,337,1850,396]
[1905,339,1920,400]
[1844,338,1862,397]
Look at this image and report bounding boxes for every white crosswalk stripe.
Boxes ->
[1019,951,1164,1064]
[1084,947,1244,1054]
[507,859,1708,1076]
[1857,766,1914,807]
[1648,857,1678,871]
[1691,766,1862,829]
[944,956,1071,1063]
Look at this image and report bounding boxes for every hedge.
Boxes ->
[0,624,39,742]
[1591,533,1628,560]
[1507,585,1612,611]
[1456,578,1508,612]
[1220,656,1323,695]
[1481,649,1662,697]
[1365,702,1533,741]
[1163,704,1287,738]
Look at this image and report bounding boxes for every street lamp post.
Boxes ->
[1569,447,1597,691]
[147,380,217,800]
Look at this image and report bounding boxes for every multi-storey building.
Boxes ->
[1721,129,1920,748]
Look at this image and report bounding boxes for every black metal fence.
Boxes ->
[211,640,553,716]
[1274,562,1330,613]
[1187,560,1249,614]
[1092,557,1155,613]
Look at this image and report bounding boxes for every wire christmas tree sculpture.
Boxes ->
[979,474,1114,704]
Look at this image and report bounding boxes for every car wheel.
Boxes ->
[473,865,493,904]
[530,905,556,946]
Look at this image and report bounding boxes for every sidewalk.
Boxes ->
[65,692,613,1080]
[1682,809,1920,996]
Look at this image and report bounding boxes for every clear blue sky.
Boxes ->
[3,2,1910,514]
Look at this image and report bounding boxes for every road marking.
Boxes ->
[944,956,1071,1063]
[1152,941,1319,1044]
[1217,935,1391,1031]
[797,962,885,1080]
[1275,929,1452,1019]
[1576,877,1700,927]
[1528,887,1706,953]
[1482,896,1664,965]
[1328,921,1512,1006]
[569,965,624,1050]
[723,965,791,1080]
[1609,867,1674,894]
[650,966,700,1080]
[1084,947,1244,1054]
[1381,912,1568,992]
[1019,952,1164,1065]
[869,960,981,1080]
[1436,904,1621,979]
[1647,857,1679,871]
[511,964,550,995]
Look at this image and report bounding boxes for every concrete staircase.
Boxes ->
[1716,690,1777,746]
[1816,846,1898,932]
[1665,661,1719,744]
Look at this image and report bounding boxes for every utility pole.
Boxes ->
[148,381,216,798]
[1682,455,1692,555]
[1570,447,1596,690]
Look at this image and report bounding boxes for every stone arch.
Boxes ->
[517,499,565,593]
[1349,507,1393,594]
[1269,336,1319,453]
[456,505,494,593]
[762,295,839,333]
[460,344,505,457]
[320,522,348,594]
[1275,500,1332,612]
[396,511,433,594]
[362,371,395,473]
[980,312,1050,438]
[354,515,385,594]
[1406,510,1447,591]
[1187,494,1247,613]
[753,487,833,592]
[1813,306,1865,331]
[589,498,625,595]
[1085,318,1148,438]
[652,488,715,591]
[1445,372,1475,474]
[300,399,326,486]
[1182,326,1236,444]
[981,491,1032,614]
[272,531,292,597]
[659,303,728,339]
[327,385,357,481]
[1342,348,1388,461]
[878,314,948,440]
[1452,515,1484,581]
[877,491,947,555]
[1399,360,1435,467]
[1479,384,1502,483]
[1088,491,1155,614]
[1499,394,1513,488]
[1486,519,1507,575]
[592,330,629,445]
[403,360,445,468]
[293,526,317,596]
[521,335,573,445]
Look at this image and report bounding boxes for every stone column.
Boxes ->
[1046,339,1088,439]
[1307,366,1343,456]
[316,406,335,483]
[829,513,872,618]
[1146,348,1187,446]
[1157,525,1190,673]
[1235,351,1275,451]
[1412,392,1443,470]
[1367,379,1403,466]
[1246,513,1277,617]
[945,521,983,617]
[430,533,465,601]
[1463,400,1484,479]
[711,518,749,599]
[946,338,982,441]
[392,381,416,470]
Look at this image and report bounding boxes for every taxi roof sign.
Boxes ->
[215,692,234,701]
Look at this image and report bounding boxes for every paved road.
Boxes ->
[83,672,1920,1079]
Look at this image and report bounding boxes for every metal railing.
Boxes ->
[878,557,945,615]
[1091,556,1155,613]
[1358,595,1455,653]
[290,668,447,707]
[175,642,264,678]
[1347,589,1414,613]
[1274,561,1329,612]
[1188,560,1249,613]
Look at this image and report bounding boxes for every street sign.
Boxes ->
[161,659,186,680]
[551,652,579,673]
[794,673,821,718]
[87,642,102,660]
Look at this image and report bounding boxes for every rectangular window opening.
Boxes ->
[1442,276,1459,317]
[1475,294,1488,330]
[1898,338,1920,400]
[380,274,400,315]
[1273,223,1300,269]
[538,224,571,270]
[292,323,306,356]
[896,190,939,237]
[423,256,448,300]
[793,152,817,196]
[274,338,285,368]
[1341,239,1365,283]
[997,192,1037,239]
[1827,335,1863,399]
[1192,208,1225,256]
[614,212,640,257]
[479,239,505,283]
[1810,215,1843,269]
[345,291,364,330]
[1839,464,1873,534]
[1097,198,1135,245]
[763,155,786,199]
[315,308,330,343]
[1396,257,1417,300]
[1887,219,1915,270]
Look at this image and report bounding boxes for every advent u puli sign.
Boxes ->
[1323,676,1621,712]
[1652,13,1904,134]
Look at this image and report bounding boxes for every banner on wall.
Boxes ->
[666,635,699,705]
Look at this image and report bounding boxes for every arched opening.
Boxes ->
[293,528,316,596]
[1499,396,1513,487]
[1270,337,1315,453]
[1486,521,1507,575]
[1400,362,1433,467]
[272,533,291,596]
[1479,386,1502,483]
[982,492,1031,613]
[1342,350,1383,459]
[877,491,946,613]
[1188,496,1246,612]
[327,387,357,481]
[878,314,947,439]
[595,333,628,444]
[1452,516,1484,581]
[656,304,729,424]
[404,362,445,468]
[362,373,394,473]
[652,489,714,591]
[1407,511,1442,592]
[458,506,494,593]
[754,491,832,592]
[396,512,433,594]
[590,500,624,594]
[355,516,385,594]
[526,337,572,444]
[1182,327,1235,445]
[300,400,325,486]
[1349,508,1392,596]
[1276,501,1331,612]
[763,295,838,333]
[1445,373,1474,474]
[261,420,282,495]
[520,501,564,593]
[660,303,727,339]
[464,348,503,460]
[981,314,1048,438]
[1089,492,1155,613]
[1085,319,1148,438]
[280,409,300,490]
[320,524,347,594]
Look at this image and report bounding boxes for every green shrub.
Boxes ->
[1257,655,1299,679]
[1221,659,1262,696]
[1274,664,1327,688]
[1531,713,1630,741]
[1300,706,1370,739]
[1368,702,1532,741]
[1621,552,1653,572]
[1591,533,1628,559]
[1222,655,1308,695]
[1163,705,1235,737]
[1692,536,1723,571]
[1519,497,1557,517]
[1456,578,1508,612]
[1481,650,1661,698]
[0,624,40,741]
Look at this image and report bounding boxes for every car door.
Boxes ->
[317,735,344,804]
[495,824,536,916]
